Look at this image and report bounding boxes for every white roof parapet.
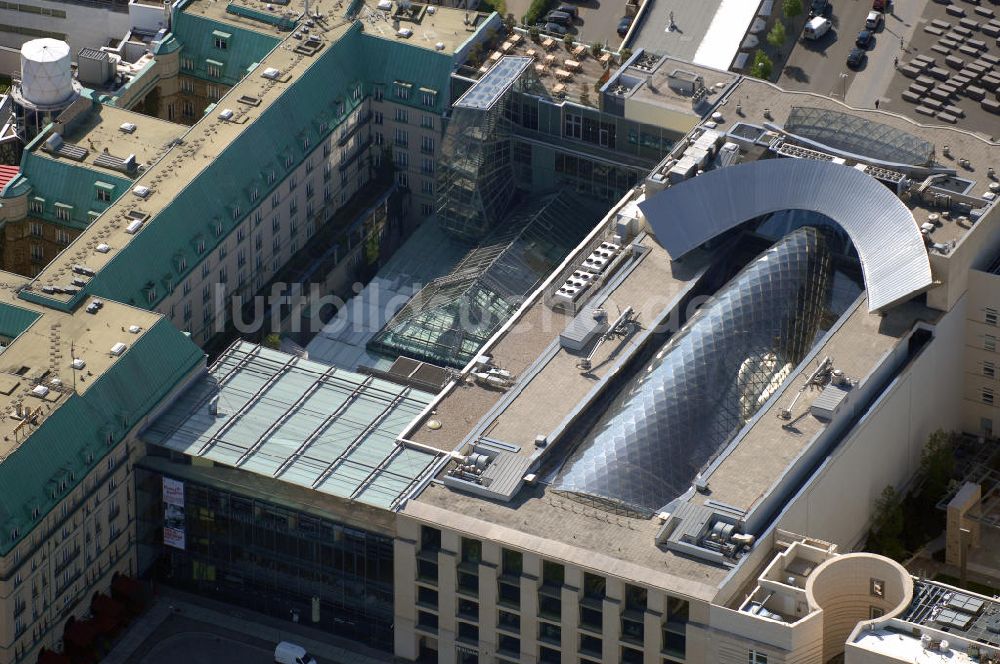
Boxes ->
[638,158,933,312]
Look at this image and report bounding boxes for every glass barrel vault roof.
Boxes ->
[784,106,935,166]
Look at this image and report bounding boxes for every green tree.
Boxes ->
[767,21,787,48]
[263,333,281,350]
[919,429,956,506]
[529,25,540,41]
[750,49,773,79]
[620,47,633,61]
[869,485,907,561]
[783,0,803,17]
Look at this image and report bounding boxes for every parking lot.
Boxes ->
[778,0,931,107]
[513,0,626,48]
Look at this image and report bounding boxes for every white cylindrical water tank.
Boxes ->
[20,38,74,107]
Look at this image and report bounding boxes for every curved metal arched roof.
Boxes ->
[638,158,933,312]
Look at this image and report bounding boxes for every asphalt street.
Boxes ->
[778,0,930,106]
[139,633,275,664]
[845,0,931,107]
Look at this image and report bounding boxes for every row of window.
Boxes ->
[416,528,690,660]
[0,1,66,17]
[374,108,437,130]
[384,81,437,108]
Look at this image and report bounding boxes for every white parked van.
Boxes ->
[803,16,832,40]
[274,642,317,664]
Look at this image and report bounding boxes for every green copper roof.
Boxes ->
[16,149,131,230]
[362,34,455,114]
[0,318,204,554]
[173,9,281,86]
[18,21,461,312]
[0,302,40,340]
[73,23,461,311]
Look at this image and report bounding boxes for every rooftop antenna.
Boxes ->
[70,341,76,392]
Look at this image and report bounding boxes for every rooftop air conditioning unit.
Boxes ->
[45,133,63,151]
[71,359,86,370]
[128,325,141,334]
[132,185,151,199]
[32,385,49,398]
[96,243,110,253]
[261,67,281,80]
[397,28,413,38]
[218,108,234,121]
[72,264,96,276]
[110,342,127,357]
[125,219,144,234]
[119,122,137,134]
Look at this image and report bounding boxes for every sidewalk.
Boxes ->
[103,588,395,664]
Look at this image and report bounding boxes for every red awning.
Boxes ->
[37,649,71,664]
[92,593,123,619]
[92,611,120,636]
[0,165,18,192]
[111,575,142,601]
[63,619,98,648]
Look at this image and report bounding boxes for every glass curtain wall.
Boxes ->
[136,468,394,648]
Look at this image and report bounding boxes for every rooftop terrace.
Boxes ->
[460,29,614,109]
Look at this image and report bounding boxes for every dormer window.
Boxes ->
[213,30,230,50]
[95,182,115,202]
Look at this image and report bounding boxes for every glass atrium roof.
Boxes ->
[455,56,533,111]
[141,340,439,510]
[784,106,935,166]
[554,227,833,516]
[368,191,606,368]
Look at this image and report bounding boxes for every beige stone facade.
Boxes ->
[0,437,135,664]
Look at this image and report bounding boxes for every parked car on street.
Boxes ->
[803,16,832,40]
[865,10,884,30]
[555,4,578,18]
[543,21,567,35]
[856,29,874,48]
[810,0,830,17]
[617,16,632,36]
[545,10,572,25]
[847,46,866,68]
